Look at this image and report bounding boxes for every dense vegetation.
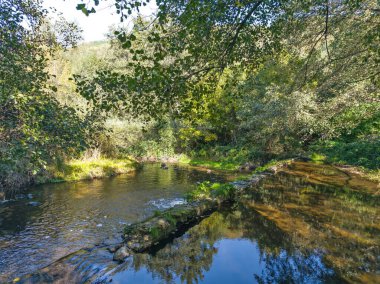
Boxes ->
[1,0,379,193]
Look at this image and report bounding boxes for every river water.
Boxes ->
[1,162,379,283]
[0,164,225,282]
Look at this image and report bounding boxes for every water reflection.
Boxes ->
[103,163,379,284]
[105,207,339,284]
[0,164,224,282]
[6,162,380,283]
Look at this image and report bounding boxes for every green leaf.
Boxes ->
[122,40,132,49]
[76,4,86,10]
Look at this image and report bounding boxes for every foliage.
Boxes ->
[186,181,235,201]
[1,0,379,192]
[75,0,379,117]
[311,139,380,170]
[0,0,94,191]
[72,0,379,174]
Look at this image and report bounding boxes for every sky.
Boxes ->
[43,0,157,42]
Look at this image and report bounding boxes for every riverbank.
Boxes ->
[0,158,138,197]
[43,158,138,183]
[180,153,380,183]
[2,152,377,198]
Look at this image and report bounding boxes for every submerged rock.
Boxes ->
[27,201,41,207]
[107,243,122,253]
[113,246,130,262]
[27,194,34,199]
[15,194,26,200]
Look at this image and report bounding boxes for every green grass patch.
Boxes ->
[47,158,137,182]
[187,159,240,171]
[179,146,257,171]
[310,153,327,162]
[311,139,380,170]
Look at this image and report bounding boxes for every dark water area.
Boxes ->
[2,162,380,283]
[0,164,225,282]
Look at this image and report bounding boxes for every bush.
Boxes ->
[311,138,380,170]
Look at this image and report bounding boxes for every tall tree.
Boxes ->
[0,0,90,191]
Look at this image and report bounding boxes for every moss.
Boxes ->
[162,213,177,226]
[310,153,327,162]
[186,181,236,201]
[253,159,293,174]
[149,227,162,239]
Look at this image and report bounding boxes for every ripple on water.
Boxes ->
[147,197,187,210]
[0,163,224,282]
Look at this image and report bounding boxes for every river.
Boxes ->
[1,162,379,283]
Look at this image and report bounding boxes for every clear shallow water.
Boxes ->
[0,164,225,282]
[3,162,380,283]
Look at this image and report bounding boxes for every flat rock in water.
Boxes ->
[27,201,41,207]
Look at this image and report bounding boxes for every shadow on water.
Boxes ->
[6,162,380,283]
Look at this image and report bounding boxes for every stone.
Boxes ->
[107,244,122,253]
[27,201,41,207]
[15,194,26,199]
[113,246,130,262]
[27,194,34,199]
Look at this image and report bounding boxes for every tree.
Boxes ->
[74,0,378,118]
[0,0,92,192]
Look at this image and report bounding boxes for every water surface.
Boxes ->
[3,162,380,283]
[96,163,380,283]
[0,164,224,282]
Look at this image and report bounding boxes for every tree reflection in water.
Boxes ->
[109,207,340,283]
[108,166,379,284]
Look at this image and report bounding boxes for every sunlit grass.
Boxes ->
[188,159,240,171]
[48,158,137,182]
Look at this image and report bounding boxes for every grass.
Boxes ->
[178,146,253,171]
[186,181,235,201]
[45,158,137,183]
[178,154,241,171]
[188,159,240,171]
[311,139,380,169]
[310,139,380,182]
